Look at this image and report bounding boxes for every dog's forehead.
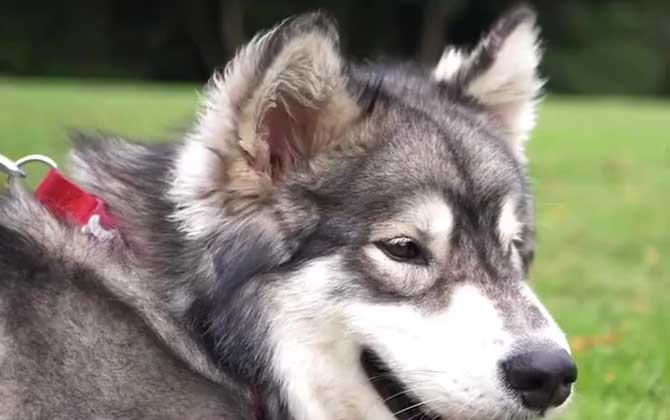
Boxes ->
[351,101,524,208]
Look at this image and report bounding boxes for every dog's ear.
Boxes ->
[172,12,358,234]
[433,7,543,159]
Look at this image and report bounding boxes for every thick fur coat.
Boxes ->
[0,8,575,420]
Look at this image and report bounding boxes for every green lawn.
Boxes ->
[1,78,669,419]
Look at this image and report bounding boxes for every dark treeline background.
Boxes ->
[2,0,669,95]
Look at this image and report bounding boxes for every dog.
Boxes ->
[0,7,576,420]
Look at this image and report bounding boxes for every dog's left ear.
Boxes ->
[433,7,543,159]
[171,12,360,238]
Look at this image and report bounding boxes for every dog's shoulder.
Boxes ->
[0,184,253,420]
[0,183,77,283]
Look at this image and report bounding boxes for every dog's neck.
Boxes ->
[67,138,296,419]
[68,137,395,420]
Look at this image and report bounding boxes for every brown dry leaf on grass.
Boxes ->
[643,245,660,267]
[571,332,619,353]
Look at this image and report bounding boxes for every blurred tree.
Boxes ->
[0,0,668,95]
[221,0,245,59]
[417,0,465,63]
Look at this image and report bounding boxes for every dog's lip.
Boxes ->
[361,350,546,420]
[361,350,441,420]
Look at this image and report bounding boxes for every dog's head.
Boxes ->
[168,8,576,420]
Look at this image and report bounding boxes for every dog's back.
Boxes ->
[0,8,577,420]
[0,186,251,420]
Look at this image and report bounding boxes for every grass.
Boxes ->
[1,77,669,419]
[529,97,670,419]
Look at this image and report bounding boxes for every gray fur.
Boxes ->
[1,7,570,420]
[0,183,255,419]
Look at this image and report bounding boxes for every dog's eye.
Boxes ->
[376,237,424,263]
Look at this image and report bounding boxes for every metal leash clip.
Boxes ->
[1,152,117,241]
[0,153,58,179]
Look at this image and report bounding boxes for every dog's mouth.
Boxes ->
[361,350,547,420]
[361,350,441,420]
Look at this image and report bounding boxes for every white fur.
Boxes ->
[346,284,516,418]
[169,141,227,238]
[433,47,464,81]
[414,195,454,240]
[498,196,522,246]
[270,257,395,420]
[499,196,524,270]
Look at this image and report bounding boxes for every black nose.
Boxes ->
[501,347,577,411]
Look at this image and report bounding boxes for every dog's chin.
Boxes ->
[361,350,547,420]
[361,350,440,420]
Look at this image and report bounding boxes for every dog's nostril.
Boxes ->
[501,347,577,411]
[563,370,577,385]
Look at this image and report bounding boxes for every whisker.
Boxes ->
[381,385,437,403]
[393,397,442,417]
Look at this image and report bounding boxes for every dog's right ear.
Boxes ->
[171,12,359,238]
[433,7,543,161]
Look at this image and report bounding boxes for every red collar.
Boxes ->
[35,168,116,232]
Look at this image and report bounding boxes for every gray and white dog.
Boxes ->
[0,7,577,420]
